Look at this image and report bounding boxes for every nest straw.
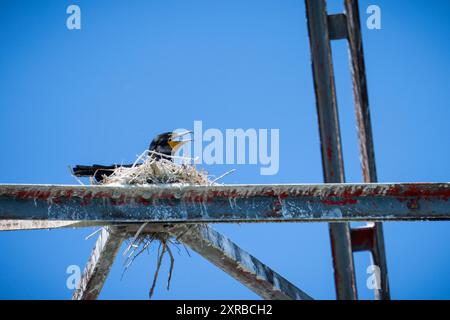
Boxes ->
[98,150,210,186]
[89,150,230,298]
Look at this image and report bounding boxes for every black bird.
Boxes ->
[72,131,191,182]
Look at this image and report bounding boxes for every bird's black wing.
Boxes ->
[72,164,134,181]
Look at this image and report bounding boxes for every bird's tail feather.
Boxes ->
[72,164,133,179]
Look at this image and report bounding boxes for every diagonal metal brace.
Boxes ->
[165,224,313,300]
[72,226,127,300]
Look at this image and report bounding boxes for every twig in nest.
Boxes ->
[123,222,148,257]
[210,169,236,185]
[121,236,152,280]
[85,227,104,241]
[121,231,178,298]
[149,240,167,298]
[165,244,175,291]
[101,150,209,185]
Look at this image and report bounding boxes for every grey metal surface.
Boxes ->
[72,226,127,300]
[305,0,357,299]
[344,0,377,183]
[164,224,313,300]
[0,183,448,222]
[0,220,104,231]
[344,0,390,300]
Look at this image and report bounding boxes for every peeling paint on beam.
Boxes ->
[165,224,312,300]
[0,183,449,222]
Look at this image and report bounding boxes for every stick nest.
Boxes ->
[98,150,210,186]
[97,151,214,298]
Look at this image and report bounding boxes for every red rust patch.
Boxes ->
[15,190,52,201]
[80,193,93,206]
[136,196,151,205]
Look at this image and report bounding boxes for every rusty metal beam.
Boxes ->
[0,183,448,223]
[350,225,375,252]
[344,0,377,184]
[72,226,127,300]
[305,0,357,299]
[0,220,103,231]
[163,224,313,300]
[344,0,390,300]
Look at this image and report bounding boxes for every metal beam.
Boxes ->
[0,183,448,222]
[0,220,103,231]
[350,225,375,252]
[328,14,348,40]
[305,0,357,299]
[72,226,126,300]
[163,224,313,300]
[344,0,390,300]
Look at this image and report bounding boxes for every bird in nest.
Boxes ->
[72,131,192,182]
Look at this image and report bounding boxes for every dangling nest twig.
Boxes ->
[122,232,189,298]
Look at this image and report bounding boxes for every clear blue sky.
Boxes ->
[0,0,449,299]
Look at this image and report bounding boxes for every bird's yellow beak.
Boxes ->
[168,139,191,151]
[168,131,193,152]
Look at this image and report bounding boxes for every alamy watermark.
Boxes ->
[65,4,381,31]
[174,121,280,176]
[366,264,381,290]
[66,5,81,30]
[366,5,381,30]
[66,264,81,290]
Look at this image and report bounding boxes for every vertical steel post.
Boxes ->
[344,0,390,299]
[305,0,358,300]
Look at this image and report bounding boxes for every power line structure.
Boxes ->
[0,0,449,300]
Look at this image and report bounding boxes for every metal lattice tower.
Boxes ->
[0,0,449,300]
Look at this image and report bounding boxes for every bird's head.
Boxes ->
[148,131,192,160]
